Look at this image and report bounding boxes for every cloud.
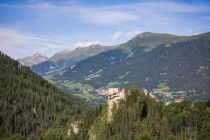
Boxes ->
[73,41,100,48]
[0,1,209,58]
[112,31,124,40]
[0,27,102,58]
[2,1,210,25]
[0,27,76,58]
[76,8,139,24]
[130,2,210,13]
[111,30,142,40]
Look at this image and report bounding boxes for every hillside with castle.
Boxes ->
[106,87,184,121]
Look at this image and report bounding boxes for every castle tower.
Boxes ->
[107,88,125,122]
[108,88,119,101]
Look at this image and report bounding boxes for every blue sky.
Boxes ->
[0,0,210,58]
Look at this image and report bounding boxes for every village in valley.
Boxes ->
[88,87,184,106]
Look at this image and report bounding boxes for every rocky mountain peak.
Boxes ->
[17,53,48,66]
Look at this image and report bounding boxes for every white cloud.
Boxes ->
[0,27,76,58]
[0,3,139,24]
[73,41,100,48]
[0,1,209,58]
[0,27,103,58]
[76,9,139,25]
[111,30,142,40]
[50,1,210,25]
[112,31,124,40]
[2,1,210,25]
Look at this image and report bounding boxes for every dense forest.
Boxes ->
[0,52,93,139]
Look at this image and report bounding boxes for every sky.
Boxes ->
[0,0,210,59]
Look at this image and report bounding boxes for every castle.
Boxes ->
[107,88,125,122]
[175,98,184,103]
[108,88,125,101]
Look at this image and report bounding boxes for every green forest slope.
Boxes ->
[0,52,91,139]
[76,88,210,140]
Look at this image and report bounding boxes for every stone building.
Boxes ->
[108,88,125,101]
[107,88,125,122]
[175,98,184,103]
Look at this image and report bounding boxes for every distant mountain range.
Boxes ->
[32,44,117,76]
[31,32,210,104]
[17,53,48,66]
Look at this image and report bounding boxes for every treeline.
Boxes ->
[0,52,91,139]
[84,87,210,140]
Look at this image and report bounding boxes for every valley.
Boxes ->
[31,32,210,105]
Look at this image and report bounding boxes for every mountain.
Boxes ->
[17,53,48,66]
[32,44,117,76]
[44,32,210,103]
[49,44,117,63]
[0,51,89,139]
[120,32,185,51]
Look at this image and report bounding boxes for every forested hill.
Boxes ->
[83,88,210,140]
[0,52,89,139]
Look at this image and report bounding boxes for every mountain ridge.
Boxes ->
[32,44,117,76]
[42,32,210,104]
[17,53,48,66]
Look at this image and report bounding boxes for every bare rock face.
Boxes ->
[88,127,96,140]
[17,53,48,66]
[67,121,81,137]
